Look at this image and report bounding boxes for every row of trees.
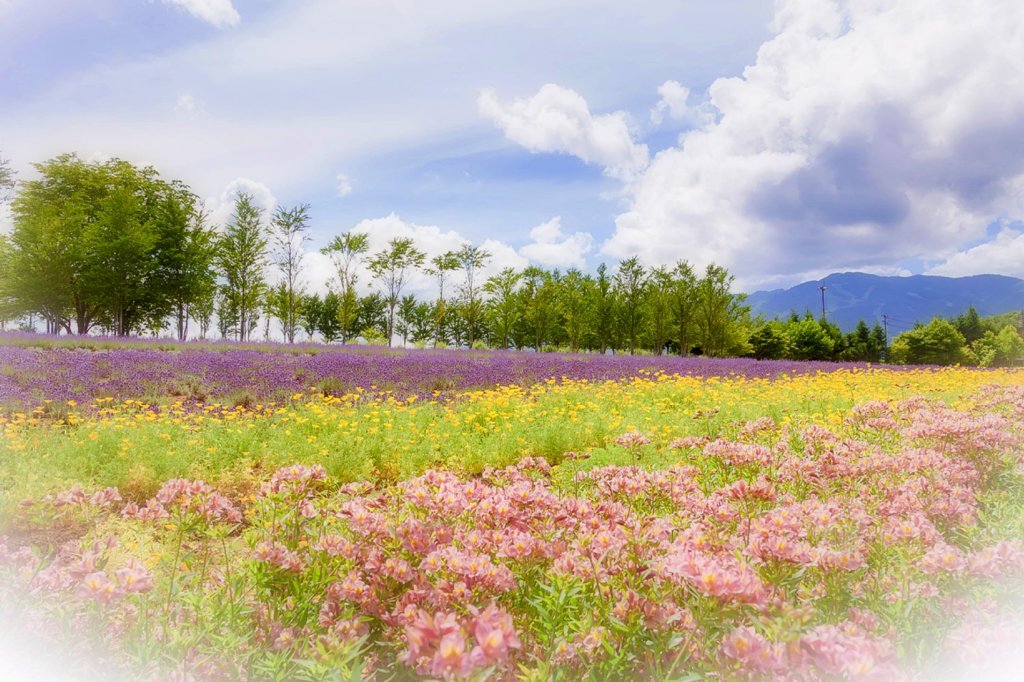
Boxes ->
[296,258,749,355]
[2,152,1021,365]
[0,154,752,355]
[887,308,1024,367]
[748,315,888,362]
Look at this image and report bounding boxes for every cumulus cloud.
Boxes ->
[335,173,353,197]
[333,214,528,298]
[604,0,1024,286]
[205,177,277,229]
[160,0,240,28]
[518,216,593,269]
[650,80,690,125]
[927,225,1024,279]
[478,84,649,181]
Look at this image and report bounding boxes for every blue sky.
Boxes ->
[2,0,1024,294]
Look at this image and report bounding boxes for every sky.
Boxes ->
[2,0,1024,294]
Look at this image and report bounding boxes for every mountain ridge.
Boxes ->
[745,273,1024,332]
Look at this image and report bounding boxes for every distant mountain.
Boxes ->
[745,273,1024,332]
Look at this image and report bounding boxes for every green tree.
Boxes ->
[455,244,491,348]
[299,293,323,341]
[786,318,835,360]
[646,266,674,355]
[426,251,460,347]
[154,201,217,341]
[558,268,591,353]
[750,322,790,360]
[355,293,387,340]
[269,204,310,343]
[694,264,746,357]
[191,284,216,340]
[84,179,159,335]
[614,257,647,355]
[215,290,236,340]
[669,261,697,356]
[521,266,557,351]
[368,238,426,346]
[407,300,435,345]
[217,193,268,342]
[889,318,971,365]
[484,268,522,350]
[317,291,343,343]
[971,325,1024,367]
[321,231,369,343]
[590,263,617,353]
[5,154,198,335]
[396,294,419,347]
[954,305,984,344]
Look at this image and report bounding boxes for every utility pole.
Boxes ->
[818,286,827,321]
[882,314,889,346]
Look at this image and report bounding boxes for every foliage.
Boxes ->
[786,317,835,361]
[3,154,202,336]
[454,244,491,348]
[971,325,1024,367]
[268,204,311,344]
[320,231,369,343]
[749,322,790,360]
[889,318,972,365]
[0,152,14,201]
[368,238,426,347]
[216,193,269,342]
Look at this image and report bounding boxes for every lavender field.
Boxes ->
[0,334,886,410]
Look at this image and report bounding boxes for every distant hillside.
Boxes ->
[745,273,1024,332]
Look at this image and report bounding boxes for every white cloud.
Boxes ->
[650,80,690,125]
[518,216,593,269]
[604,0,1024,286]
[478,84,649,181]
[335,173,353,197]
[160,0,240,28]
[0,0,768,246]
[205,177,276,229]
[324,214,531,297]
[927,226,1024,279]
[175,93,204,119]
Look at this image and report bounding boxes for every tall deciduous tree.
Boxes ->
[590,263,617,354]
[558,268,591,353]
[269,204,311,343]
[669,260,697,356]
[646,266,675,355]
[321,231,369,343]
[217,193,268,342]
[152,197,217,341]
[427,251,460,348]
[614,257,647,355]
[694,263,748,357]
[5,154,199,335]
[368,237,425,346]
[484,267,522,350]
[455,244,491,348]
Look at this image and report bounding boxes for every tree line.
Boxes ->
[0,154,752,355]
[885,307,1024,367]
[1,153,1021,365]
